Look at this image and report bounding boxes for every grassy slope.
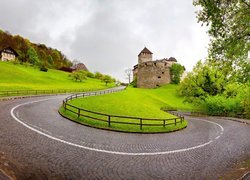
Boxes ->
[69,85,194,118]
[0,61,114,91]
[60,85,193,132]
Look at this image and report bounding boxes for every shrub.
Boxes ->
[86,71,95,78]
[69,70,87,82]
[130,77,137,87]
[94,72,104,79]
[40,65,48,72]
[203,95,244,116]
[59,66,73,73]
[237,83,250,118]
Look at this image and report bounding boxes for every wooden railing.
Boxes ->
[0,88,104,97]
[62,87,185,130]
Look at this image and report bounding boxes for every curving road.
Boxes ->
[0,94,249,179]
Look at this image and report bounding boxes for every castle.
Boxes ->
[133,47,177,88]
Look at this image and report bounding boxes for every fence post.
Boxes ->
[163,120,166,127]
[140,119,142,130]
[78,109,80,119]
[108,115,111,127]
[175,118,177,126]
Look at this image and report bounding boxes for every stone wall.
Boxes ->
[138,53,152,64]
[137,61,171,88]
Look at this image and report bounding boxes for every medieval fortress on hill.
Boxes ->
[133,47,177,88]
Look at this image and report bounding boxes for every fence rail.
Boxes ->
[0,89,101,97]
[62,87,185,130]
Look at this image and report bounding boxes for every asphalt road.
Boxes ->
[0,94,249,179]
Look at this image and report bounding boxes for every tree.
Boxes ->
[102,75,113,86]
[179,61,226,103]
[27,47,40,65]
[193,0,250,82]
[125,68,132,84]
[69,71,87,82]
[0,30,73,69]
[193,0,250,61]
[94,72,104,79]
[47,55,54,67]
[170,63,185,84]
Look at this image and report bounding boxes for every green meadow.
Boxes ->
[60,85,194,133]
[0,61,114,91]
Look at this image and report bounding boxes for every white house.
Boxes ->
[0,47,19,61]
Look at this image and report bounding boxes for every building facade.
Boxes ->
[133,47,177,88]
[0,47,19,61]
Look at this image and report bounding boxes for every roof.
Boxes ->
[0,47,19,56]
[138,47,153,56]
[167,57,177,62]
[71,63,88,71]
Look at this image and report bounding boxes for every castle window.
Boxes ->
[158,76,161,79]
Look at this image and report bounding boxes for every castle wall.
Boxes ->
[138,53,152,64]
[137,61,171,88]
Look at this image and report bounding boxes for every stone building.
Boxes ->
[71,63,88,72]
[0,47,19,61]
[133,47,177,88]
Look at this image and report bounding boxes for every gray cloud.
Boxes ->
[0,0,209,82]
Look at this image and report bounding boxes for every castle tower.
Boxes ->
[138,47,153,64]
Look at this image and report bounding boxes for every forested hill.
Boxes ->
[0,29,72,69]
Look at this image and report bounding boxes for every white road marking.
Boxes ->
[10,98,224,156]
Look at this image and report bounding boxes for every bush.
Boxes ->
[59,66,73,73]
[86,71,95,78]
[40,65,48,72]
[69,70,87,82]
[237,83,250,118]
[203,95,244,117]
[94,72,103,79]
[130,77,137,87]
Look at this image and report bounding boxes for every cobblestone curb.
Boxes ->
[218,117,250,125]
[0,94,64,102]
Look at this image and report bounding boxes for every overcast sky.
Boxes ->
[0,0,209,82]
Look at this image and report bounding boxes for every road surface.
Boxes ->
[0,94,249,179]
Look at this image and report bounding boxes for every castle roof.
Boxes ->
[138,47,153,56]
[167,57,177,62]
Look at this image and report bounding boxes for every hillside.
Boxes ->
[0,29,72,69]
[0,61,114,91]
[68,85,195,117]
[60,85,193,132]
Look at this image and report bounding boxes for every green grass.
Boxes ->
[60,85,194,133]
[0,61,115,92]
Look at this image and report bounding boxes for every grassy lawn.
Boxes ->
[0,61,115,92]
[59,85,193,133]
